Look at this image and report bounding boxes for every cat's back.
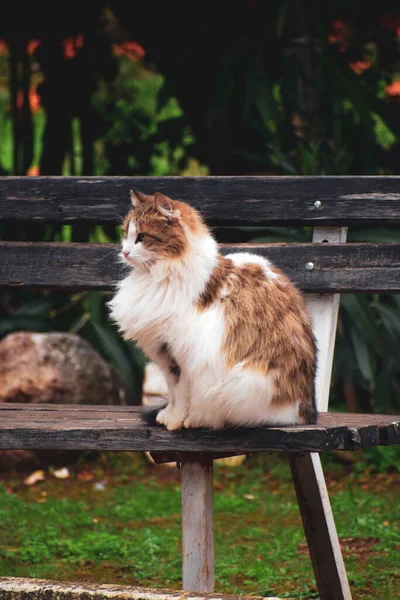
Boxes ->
[209,251,309,322]
[204,251,315,371]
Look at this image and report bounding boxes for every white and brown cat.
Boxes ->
[108,189,317,430]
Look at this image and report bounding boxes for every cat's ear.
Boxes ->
[153,192,177,220]
[130,189,148,208]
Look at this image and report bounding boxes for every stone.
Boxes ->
[0,576,269,600]
[0,331,127,405]
[143,361,168,399]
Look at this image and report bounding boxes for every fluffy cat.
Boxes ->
[108,189,317,430]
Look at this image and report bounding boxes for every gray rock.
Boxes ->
[0,331,127,405]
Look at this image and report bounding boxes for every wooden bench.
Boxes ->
[0,175,400,600]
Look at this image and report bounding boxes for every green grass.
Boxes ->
[0,90,12,173]
[0,451,399,599]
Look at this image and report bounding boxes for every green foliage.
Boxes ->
[0,89,12,174]
[332,294,400,413]
[91,58,199,176]
[202,3,400,177]
[361,446,400,473]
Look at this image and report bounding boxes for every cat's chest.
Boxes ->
[110,274,226,364]
[110,274,192,338]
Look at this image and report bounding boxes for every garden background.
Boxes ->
[0,2,399,599]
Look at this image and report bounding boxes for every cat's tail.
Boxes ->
[140,399,168,426]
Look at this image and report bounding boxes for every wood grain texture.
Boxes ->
[2,175,400,225]
[1,241,400,293]
[182,462,214,592]
[0,405,398,453]
[289,453,352,600]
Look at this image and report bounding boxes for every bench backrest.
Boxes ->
[1,175,400,411]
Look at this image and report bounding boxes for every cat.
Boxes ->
[108,189,317,431]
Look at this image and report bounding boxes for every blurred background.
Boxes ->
[0,4,400,597]
[1,0,400,415]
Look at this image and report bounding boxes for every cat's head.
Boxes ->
[120,190,208,268]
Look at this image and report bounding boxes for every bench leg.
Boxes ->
[181,459,214,592]
[289,452,352,600]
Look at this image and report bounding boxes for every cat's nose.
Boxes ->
[122,250,130,258]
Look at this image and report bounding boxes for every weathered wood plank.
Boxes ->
[1,175,400,225]
[0,405,398,452]
[379,420,400,446]
[1,241,400,293]
[0,424,351,452]
[1,403,397,425]
[0,577,278,600]
[182,461,214,592]
[306,227,347,411]
[289,453,352,600]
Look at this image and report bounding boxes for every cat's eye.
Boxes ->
[135,232,145,244]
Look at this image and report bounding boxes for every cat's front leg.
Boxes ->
[155,382,178,429]
[156,376,190,431]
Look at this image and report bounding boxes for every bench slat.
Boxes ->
[0,404,398,453]
[1,176,400,225]
[1,241,399,293]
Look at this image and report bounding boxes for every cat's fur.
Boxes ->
[108,189,317,430]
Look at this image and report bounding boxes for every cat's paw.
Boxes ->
[155,407,169,426]
[183,415,200,429]
[156,408,184,431]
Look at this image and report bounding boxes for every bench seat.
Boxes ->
[0,403,398,454]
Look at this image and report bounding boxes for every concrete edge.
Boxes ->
[0,577,287,600]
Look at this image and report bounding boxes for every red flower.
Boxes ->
[385,80,400,102]
[381,14,400,37]
[27,166,40,176]
[349,59,371,75]
[113,41,145,60]
[11,89,41,113]
[62,34,84,59]
[27,39,41,56]
[329,19,351,52]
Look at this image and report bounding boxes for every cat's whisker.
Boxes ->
[108,211,125,222]
[95,248,120,262]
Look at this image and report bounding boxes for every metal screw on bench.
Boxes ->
[306,262,314,271]
[314,200,322,208]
